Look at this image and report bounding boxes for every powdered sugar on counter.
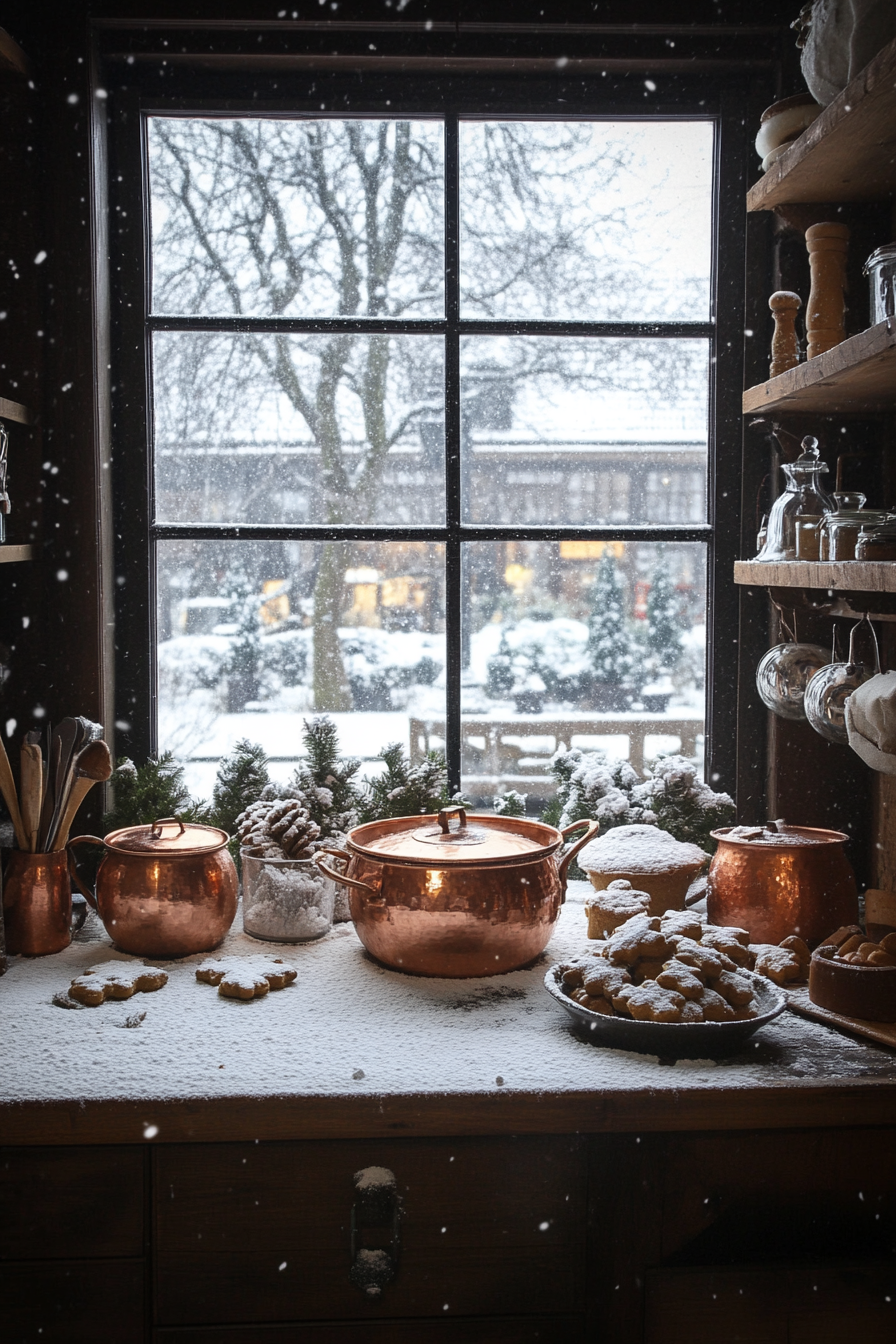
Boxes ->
[0,883,891,1107]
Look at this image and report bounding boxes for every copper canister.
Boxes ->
[706,825,858,946]
[67,816,238,957]
[315,806,598,977]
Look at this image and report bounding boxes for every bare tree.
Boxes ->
[149,116,709,709]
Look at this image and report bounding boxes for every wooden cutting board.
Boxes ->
[788,985,896,1050]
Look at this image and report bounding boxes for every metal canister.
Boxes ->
[863,243,896,325]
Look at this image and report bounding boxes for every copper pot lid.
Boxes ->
[104,815,229,855]
[348,805,561,867]
[711,823,848,848]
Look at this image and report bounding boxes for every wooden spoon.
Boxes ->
[19,740,43,853]
[53,740,113,850]
[0,733,28,851]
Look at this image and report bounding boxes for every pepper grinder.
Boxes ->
[769,290,801,377]
[805,222,849,360]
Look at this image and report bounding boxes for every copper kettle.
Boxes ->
[706,822,858,946]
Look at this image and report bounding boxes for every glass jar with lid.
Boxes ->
[863,242,896,326]
[754,437,835,561]
[819,492,893,561]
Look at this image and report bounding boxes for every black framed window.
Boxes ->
[107,63,747,806]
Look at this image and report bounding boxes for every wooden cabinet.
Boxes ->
[154,1136,585,1328]
[0,1145,146,1343]
[4,1129,896,1340]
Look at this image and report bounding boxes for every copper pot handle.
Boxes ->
[437,804,467,834]
[313,848,378,897]
[66,834,105,910]
[557,819,599,897]
[151,815,186,839]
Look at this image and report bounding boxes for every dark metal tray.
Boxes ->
[544,963,787,1058]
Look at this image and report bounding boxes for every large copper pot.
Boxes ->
[67,817,238,957]
[706,824,858,946]
[315,806,598,978]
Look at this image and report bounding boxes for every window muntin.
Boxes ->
[139,106,717,803]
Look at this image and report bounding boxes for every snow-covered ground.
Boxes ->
[158,615,706,802]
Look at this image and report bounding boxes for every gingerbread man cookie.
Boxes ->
[196,956,298,1000]
[68,963,168,1007]
[605,915,675,967]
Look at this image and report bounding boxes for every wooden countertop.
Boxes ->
[2,885,895,1146]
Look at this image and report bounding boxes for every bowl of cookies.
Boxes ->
[809,929,896,1021]
[546,908,792,1057]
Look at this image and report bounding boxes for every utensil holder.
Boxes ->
[2,849,87,955]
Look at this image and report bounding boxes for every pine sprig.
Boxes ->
[211,739,271,839]
[358,743,455,824]
[103,753,212,833]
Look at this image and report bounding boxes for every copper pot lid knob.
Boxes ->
[412,805,488,846]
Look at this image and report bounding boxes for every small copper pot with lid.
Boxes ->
[707,823,858,946]
[67,816,238,957]
[315,805,598,977]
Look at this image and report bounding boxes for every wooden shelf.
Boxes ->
[734,560,896,593]
[742,320,896,415]
[0,544,33,564]
[747,37,896,211]
[0,396,35,426]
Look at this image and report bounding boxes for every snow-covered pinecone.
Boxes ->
[235,798,320,860]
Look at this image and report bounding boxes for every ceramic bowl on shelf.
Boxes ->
[755,93,822,170]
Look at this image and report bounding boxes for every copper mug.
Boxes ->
[2,850,88,955]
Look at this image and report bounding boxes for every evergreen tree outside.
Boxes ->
[645,564,684,670]
[223,571,263,713]
[586,551,636,696]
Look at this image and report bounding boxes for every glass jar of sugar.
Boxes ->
[241,850,336,943]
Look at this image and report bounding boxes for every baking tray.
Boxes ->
[787,985,896,1050]
[544,963,787,1058]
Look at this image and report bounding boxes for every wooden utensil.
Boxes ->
[54,740,113,850]
[0,733,28,851]
[41,718,81,852]
[19,740,43,853]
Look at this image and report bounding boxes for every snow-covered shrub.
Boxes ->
[493,789,528,818]
[631,754,734,852]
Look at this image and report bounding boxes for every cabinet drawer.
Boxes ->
[155,1136,585,1325]
[645,1262,896,1343]
[0,1146,145,1259]
[0,1257,145,1343]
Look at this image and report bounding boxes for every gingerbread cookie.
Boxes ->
[605,915,675,967]
[581,961,632,1000]
[660,911,704,941]
[68,963,168,1007]
[571,988,614,1015]
[750,944,804,986]
[681,999,705,1022]
[673,937,733,979]
[697,986,736,1021]
[656,959,705,1001]
[196,956,298,1000]
[710,968,755,1007]
[700,926,752,967]
[619,981,686,1023]
[778,935,811,972]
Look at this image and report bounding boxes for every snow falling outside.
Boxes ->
[147,117,712,805]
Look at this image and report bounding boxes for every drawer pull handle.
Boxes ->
[350,1165,401,1298]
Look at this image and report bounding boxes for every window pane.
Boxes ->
[459,540,706,809]
[460,337,708,525]
[153,332,445,525]
[157,539,446,799]
[460,120,713,321]
[149,118,445,318]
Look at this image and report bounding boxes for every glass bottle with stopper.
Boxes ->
[754,435,834,561]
